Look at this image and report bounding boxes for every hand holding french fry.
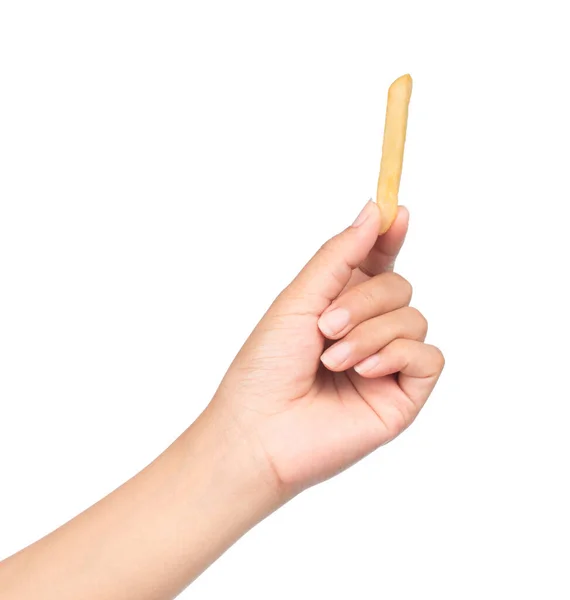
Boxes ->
[213,199,443,494]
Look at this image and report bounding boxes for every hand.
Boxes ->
[210,201,444,498]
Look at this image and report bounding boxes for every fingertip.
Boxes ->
[390,207,409,234]
[353,353,382,375]
[317,307,350,339]
[320,354,343,372]
[352,366,377,378]
[352,200,379,228]
[366,202,382,231]
[347,200,384,252]
[397,205,410,225]
[378,206,409,249]
[320,341,352,371]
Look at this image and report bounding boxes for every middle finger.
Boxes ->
[317,271,413,340]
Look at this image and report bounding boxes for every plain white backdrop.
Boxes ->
[1,1,569,598]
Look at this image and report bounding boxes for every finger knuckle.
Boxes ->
[350,285,376,308]
[319,237,338,256]
[406,307,428,334]
[431,346,445,370]
[390,337,408,353]
[389,272,413,303]
[320,229,349,256]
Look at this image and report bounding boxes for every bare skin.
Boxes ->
[0,200,444,599]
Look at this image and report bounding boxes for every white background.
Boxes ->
[1,1,569,598]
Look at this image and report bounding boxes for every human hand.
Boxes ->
[210,200,444,499]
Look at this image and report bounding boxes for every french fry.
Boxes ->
[376,74,413,234]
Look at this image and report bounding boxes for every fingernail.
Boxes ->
[321,342,351,369]
[354,354,381,374]
[352,200,377,227]
[318,308,350,337]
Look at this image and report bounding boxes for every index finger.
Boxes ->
[359,205,410,277]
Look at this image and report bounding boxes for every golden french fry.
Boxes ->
[376,74,413,234]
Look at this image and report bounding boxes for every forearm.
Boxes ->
[0,405,282,600]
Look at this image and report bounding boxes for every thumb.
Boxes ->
[283,200,381,314]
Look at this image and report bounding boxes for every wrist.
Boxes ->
[173,403,285,531]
